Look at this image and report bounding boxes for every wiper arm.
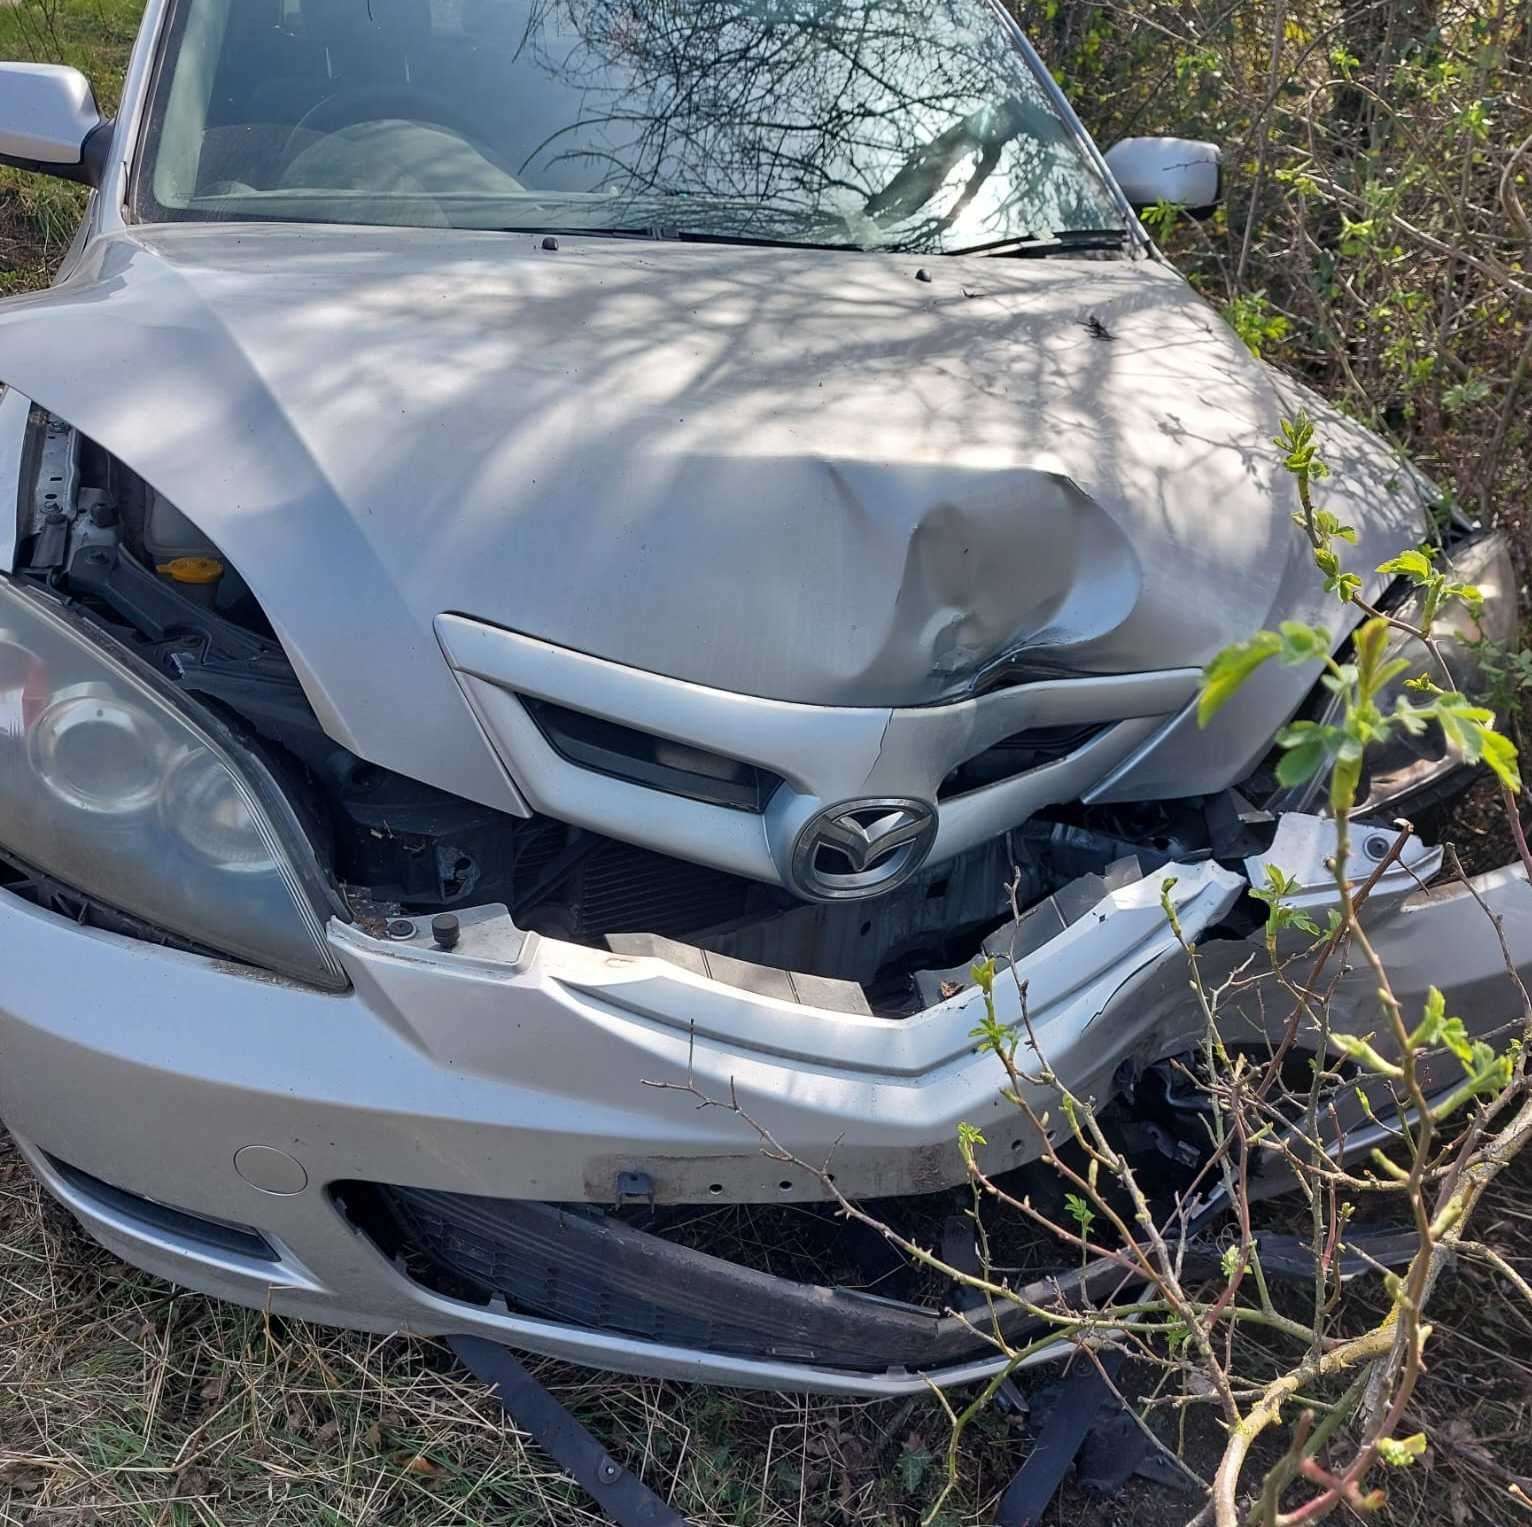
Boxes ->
[497,225,863,253]
[667,227,866,253]
[497,223,1126,258]
[945,228,1130,258]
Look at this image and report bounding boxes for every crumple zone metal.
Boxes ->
[876,474,1142,693]
[1245,813,1443,912]
[560,818,1528,1206]
[0,227,1432,815]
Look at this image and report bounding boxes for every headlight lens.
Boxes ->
[30,683,170,817]
[0,578,345,988]
[1271,531,1520,816]
[162,750,280,875]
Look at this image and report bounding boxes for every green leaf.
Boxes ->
[1330,735,1365,815]
[1277,621,1332,664]
[898,1443,934,1493]
[1373,656,1414,693]
[1426,693,1522,790]
[1352,618,1395,700]
[1274,725,1332,787]
[1312,508,1358,544]
[1444,579,1486,619]
[1376,548,1435,582]
[957,1121,988,1152]
[1275,412,1328,477]
[1442,377,1492,412]
[1407,988,1476,1066]
[1422,985,1445,1028]
[1140,199,1184,238]
[1481,727,1522,791]
[1438,1017,1473,1068]
[1254,865,1301,900]
[1063,1193,1097,1236]
[1313,545,1362,603]
[1250,864,1322,937]
[1329,1031,1405,1079]
[1159,876,1181,931]
[1199,632,1282,725]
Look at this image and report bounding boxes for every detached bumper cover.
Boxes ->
[2,853,1529,1393]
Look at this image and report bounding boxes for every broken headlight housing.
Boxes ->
[1274,531,1520,817]
[0,576,347,989]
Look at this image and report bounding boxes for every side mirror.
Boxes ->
[0,62,110,185]
[1104,136,1221,215]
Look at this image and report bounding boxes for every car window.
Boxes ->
[134,0,1127,252]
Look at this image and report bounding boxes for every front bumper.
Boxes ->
[2,848,1529,1394]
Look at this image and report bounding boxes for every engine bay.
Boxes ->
[7,409,1278,1011]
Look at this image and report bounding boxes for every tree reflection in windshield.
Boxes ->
[140,0,1127,253]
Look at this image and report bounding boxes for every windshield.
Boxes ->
[134,0,1128,253]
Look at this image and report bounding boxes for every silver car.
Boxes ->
[0,0,1527,1396]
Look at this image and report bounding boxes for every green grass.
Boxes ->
[0,0,141,106]
[0,0,142,291]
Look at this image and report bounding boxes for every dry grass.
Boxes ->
[7,1117,1532,1526]
[1341,1181,1532,1526]
[0,1133,1047,1526]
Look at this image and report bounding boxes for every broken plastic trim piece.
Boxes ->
[412,1207,1425,1526]
[449,1334,685,1526]
[444,1226,1422,1525]
[994,1352,1186,1524]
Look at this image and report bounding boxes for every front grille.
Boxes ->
[510,820,765,942]
[522,697,781,812]
[575,840,755,939]
[937,722,1108,800]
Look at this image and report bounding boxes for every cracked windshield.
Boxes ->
[138,0,1127,251]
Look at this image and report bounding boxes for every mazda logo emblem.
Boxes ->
[790,798,938,901]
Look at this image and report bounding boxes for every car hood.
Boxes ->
[0,224,1430,810]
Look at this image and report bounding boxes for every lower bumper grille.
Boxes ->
[379,1184,1026,1373]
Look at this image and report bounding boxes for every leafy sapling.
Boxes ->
[1200,413,1520,803]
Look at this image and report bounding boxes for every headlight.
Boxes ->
[1270,531,1520,817]
[0,577,346,989]
[30,683,170,817]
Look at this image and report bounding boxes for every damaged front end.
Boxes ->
[0,406,1528,1398]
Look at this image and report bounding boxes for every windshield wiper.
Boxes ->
[945,228,1130,258]
[498,225,865,253]
[499,224,1129,258]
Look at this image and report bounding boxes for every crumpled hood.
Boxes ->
[0,224,1429,809]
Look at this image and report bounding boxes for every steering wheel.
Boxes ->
[278,84,503,174]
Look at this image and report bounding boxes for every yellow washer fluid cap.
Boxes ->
[157,556,224,584]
